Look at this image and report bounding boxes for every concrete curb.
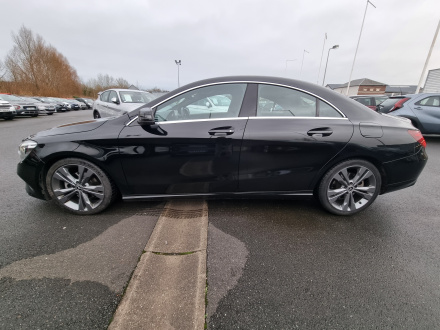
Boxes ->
[109,200,208,329]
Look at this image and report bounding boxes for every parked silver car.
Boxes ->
[19,96,56,115]
[93,89,155,118]
[0,94,38,117]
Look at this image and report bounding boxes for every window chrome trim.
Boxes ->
[126,80,346,126]
[249,116,349,120]
[126,116,248,126]
[159,117,248,125]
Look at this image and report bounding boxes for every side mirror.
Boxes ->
[138,107,155,126]
[111,97,120,105]
[205,101,212,108]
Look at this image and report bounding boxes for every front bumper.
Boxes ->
[17,156,48,201]
[16,107,38,116]
[0,111,16,118]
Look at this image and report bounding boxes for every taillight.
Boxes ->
[389,98,410,112]
[408,130,426,148]
[14,105,21,110]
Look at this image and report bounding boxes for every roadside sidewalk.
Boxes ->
[109,200,208,329]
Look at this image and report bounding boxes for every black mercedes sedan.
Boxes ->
[17,76,428,216]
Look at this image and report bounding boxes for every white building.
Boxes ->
[423,68,440,93]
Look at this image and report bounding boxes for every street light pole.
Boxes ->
[300,49,309,78]
[175,60,181,87]
[317,33,327,84]
[322,45,339,86]
[345,0,376,95]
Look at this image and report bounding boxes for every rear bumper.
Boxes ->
[381,147,428,194]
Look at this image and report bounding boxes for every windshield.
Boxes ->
[119,91,153,103]
[379,97,404,108]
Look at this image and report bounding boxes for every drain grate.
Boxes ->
[162,208,207,219]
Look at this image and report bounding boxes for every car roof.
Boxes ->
[143,75,383,122]
[101,88,152,93]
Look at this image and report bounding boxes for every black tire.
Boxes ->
[318,159,381,216]
[31,114,38,117]
[93,111,101,119]
[48,113,53,115]
[4,117,14,120]
[46,158,116,215]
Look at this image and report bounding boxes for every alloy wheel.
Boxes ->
[326,165,377,212]
[51,163,105,212]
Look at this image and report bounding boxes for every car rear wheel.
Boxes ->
[46,158,116,215]
[93,111,101,119]
[318,159,381,216]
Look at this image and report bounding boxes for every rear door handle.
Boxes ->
[414,106,423,110]
[208,126,235,136]
[307,127,333,137]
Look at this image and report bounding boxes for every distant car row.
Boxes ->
[350,93,440,134]
[0,93,94,120]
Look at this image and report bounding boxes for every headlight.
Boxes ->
[38,105,46,110]
[18,140,38,161]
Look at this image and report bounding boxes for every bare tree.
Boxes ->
[3,26,81,96]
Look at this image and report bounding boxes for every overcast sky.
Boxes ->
[1,0,439,91]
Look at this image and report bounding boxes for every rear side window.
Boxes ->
[355,98,372,106]
[375,97,388,105]
[416,96,440,107]
[100,91,110,102]
[257,84,342,118]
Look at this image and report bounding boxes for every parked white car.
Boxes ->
[92,89,155,118]
[0,100,16,120]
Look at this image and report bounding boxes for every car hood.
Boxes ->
[30,118,109,138]
[13,101,36,106]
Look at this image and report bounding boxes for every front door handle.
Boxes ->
[307,127,333,137]
[209,126,235,136]
[414,106,423,110]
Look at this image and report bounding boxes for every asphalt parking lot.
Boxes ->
[1,111,439,329]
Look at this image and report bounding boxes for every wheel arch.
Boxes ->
[40,152,121,198]
[312,155,388,196]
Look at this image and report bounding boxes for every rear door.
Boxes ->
[410,95,440,133]
[107,90,122,117]
[239,84,354,193]
[97,91,110,117]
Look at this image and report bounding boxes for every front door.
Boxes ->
[118,83,249,196]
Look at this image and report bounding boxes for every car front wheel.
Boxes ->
[318,159,381,216]
[46,158,116,215]
[93,111,101,119]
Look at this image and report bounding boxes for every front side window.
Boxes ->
[416,96,440,107]
[257,84,342,118]
[109,90,119,103]
[155,84,246,122]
